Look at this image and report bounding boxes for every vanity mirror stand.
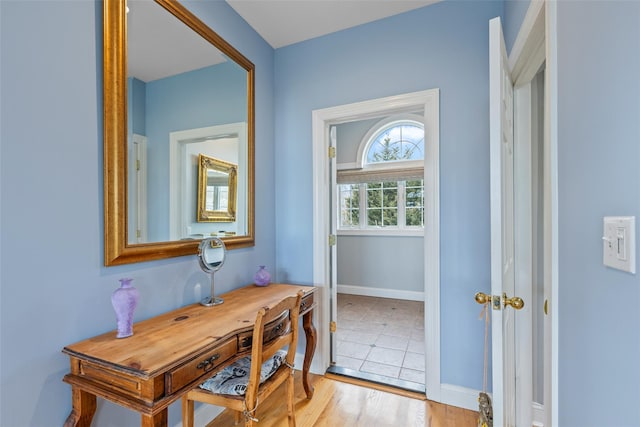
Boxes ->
[198,237,226,306]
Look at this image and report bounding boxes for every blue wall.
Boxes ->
[337,236,425,292]
[0,0,274,425]
[503,0,531,54]
[556,2,640,425]
[130,77,147,136]
[4,0,639,425]
[274,0,503,390]
[144,62,247,241]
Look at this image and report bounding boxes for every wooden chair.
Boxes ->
[182,291,304,427]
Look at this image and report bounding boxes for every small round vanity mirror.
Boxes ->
[198,237,226,306]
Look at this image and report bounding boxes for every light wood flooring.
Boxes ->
[204,371,478,427]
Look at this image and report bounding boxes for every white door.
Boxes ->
[489,16,524,427]
[329,125,339,364]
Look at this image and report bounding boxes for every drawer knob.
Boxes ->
[197,354,220,371]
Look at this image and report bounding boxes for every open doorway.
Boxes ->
[312,89,440,398]
[327,116,427,393]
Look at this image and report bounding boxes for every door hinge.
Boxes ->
[136,229,141,239]
[329,234,337,246]
[136,159,141,171]
[328,146,336,158]
[330,321,337,333]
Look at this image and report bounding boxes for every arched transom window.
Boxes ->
[365,121,424,164]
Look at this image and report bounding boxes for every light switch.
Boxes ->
[603,216,636,273]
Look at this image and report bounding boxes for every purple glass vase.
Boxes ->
[111,278,139,338]
[254,265,271,287]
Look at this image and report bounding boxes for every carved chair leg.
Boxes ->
[182,397,194,427]
[234,410,242,425]
[287,372,296,427]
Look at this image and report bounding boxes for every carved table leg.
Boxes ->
[64,387,96,427]
[141,409,168,427]
[302,309,317,399]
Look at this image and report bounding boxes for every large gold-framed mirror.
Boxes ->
[104,0,255,266]
[197,154,237,223]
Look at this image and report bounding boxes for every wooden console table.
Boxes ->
[62,283,317,427]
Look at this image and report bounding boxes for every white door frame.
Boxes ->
[168,122,247,240]
[508,1,558,425]
[311,89,440,398]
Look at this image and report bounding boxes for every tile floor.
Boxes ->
[334,293,425,388]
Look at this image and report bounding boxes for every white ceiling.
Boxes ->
[226,0,440,49]
[128,1,227,82]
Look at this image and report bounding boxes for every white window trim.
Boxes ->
[337,228,424,237]
[338,180,424,231]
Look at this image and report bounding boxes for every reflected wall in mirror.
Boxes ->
[197,154,237,223]
[104,0,255,266]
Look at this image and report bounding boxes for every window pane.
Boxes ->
[383,206,398,226]
[366,182,397,226]
[405,179,424,226]
[367,207,382,226]
[339,184,360,227]
[383,187,398,207]
[366,124,424,164]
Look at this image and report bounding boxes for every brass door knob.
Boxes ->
[503,293,525,310]
[475,292,491,305]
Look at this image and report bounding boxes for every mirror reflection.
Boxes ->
[206,169,229,211]
[197,154,237,224]
[125,0,249,244]
[104,0,255,265]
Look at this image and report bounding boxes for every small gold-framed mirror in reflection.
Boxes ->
[197,154,237,222]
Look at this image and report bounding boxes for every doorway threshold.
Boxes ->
[326,365,426,399]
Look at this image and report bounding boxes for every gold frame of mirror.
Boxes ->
[197,154,238,223]
[104,0,255,266]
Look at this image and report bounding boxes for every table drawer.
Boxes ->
[238,310,290,352]
[165,337,237,394]
[300,292,314,314]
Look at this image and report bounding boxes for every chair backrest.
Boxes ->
[244,290,303,405]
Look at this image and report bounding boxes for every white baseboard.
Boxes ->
[437,384,545,425]
[337,284,424,301]
[439,384,483,412]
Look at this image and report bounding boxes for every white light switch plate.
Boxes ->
[603,216,636,274]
